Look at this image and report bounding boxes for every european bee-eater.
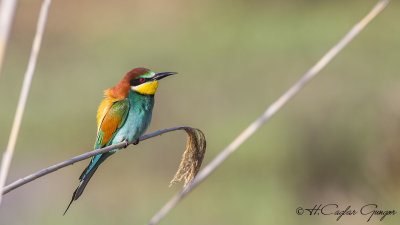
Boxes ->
[64,67,177,214]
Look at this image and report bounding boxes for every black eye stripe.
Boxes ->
[130,79,140,86]
[130,77,151,86]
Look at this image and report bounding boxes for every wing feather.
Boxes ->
[95,98,129,149]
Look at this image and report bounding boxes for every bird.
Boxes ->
[64,67,177,215]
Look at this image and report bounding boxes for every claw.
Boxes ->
[133,139,139,145]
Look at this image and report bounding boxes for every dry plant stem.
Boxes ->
[2,126,193,195]
[0,0,18,78]
[148,1,389,225]
[0,0,51,205]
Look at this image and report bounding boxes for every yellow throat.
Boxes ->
[131,80,159,95]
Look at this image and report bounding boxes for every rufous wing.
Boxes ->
[95,98,129,149]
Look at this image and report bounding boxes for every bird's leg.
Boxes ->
[133,139,140,145]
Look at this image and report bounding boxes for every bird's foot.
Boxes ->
[122,140,129,148]
[133,139,140,145]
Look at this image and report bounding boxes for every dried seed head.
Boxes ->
[170,128,206,187]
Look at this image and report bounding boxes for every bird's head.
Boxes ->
[106,67,177,98]
[128,68,177,95]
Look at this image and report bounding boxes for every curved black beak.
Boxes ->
[153,72,178,81]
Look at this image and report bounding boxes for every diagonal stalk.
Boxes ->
[1,126,204,195]
[148,1,389,224]
[0,0,52,205]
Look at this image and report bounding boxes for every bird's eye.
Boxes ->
[130,77,148,86]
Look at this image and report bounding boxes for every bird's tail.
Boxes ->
[63,152,113,215]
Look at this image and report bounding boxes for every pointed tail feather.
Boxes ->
[63,152,113,215]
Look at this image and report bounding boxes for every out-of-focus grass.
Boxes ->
[0,0,399,225]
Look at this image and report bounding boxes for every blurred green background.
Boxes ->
[0,0,399,224]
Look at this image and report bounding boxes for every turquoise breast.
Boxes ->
[112,90,155,146]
